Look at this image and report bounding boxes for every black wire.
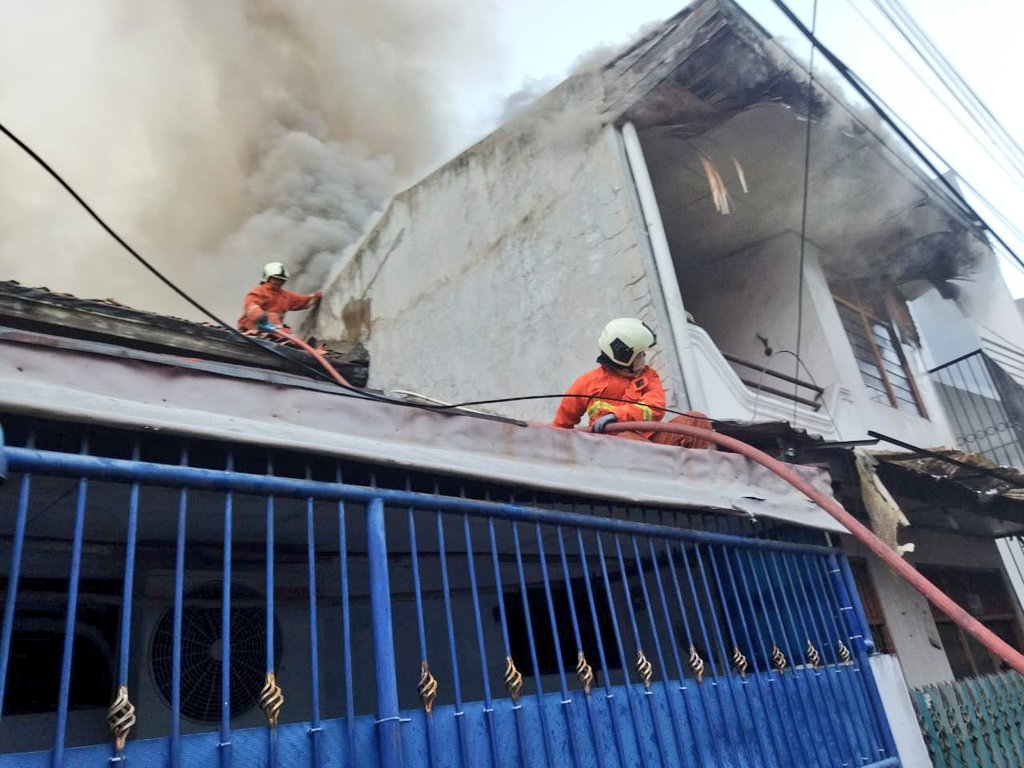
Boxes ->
[1,121,707,429]
[766,0,1024,273]
[793,0,819,421]
[441,393,703,420]
[0,119,520,423]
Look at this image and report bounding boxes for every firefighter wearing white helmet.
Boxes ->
[262,261,290,283]
[553,317,713,448]
[598,317,657,370]
[237,262,322,333]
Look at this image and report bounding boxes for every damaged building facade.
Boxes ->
[310,0,1024,747]
[3,1,1024,767]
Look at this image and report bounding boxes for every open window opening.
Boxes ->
[619,21,984,426]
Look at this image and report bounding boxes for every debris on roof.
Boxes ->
[0,280,369,386]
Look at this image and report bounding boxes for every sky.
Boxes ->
[1,0,1023,319]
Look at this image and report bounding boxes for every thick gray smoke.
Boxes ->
[0,0,502,319]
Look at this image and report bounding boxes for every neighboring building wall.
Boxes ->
[847,529,1013,688]
[314,107,684,426]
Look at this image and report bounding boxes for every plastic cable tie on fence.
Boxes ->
[561,699,572,705]
[218,741,232,748]
[308,727,324,734]
[375,716,403,725]
[482,707,494,714]
[454,711,465,717]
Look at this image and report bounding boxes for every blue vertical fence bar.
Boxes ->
[335,467,356,768]
[462,513,500,767]
[306,480,323,767]
[220,453,234,768]
[367,496,403,768]
[170,448,189,768]
[0,432,32,726]
[488,517,531,767]
[52,437,90,768]
[407,506,438,765]
[110,443,142,763]
[435,507,470,767]
[265,457,278,768]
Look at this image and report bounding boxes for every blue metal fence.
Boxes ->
[0,421,900,767]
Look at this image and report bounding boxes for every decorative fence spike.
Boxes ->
[731,646,748,678]
[576,650,594,695]
[418,660,438,714]
[636,649,653,690]
[107,685,136,751]
[504,655,524,704]
[805,639,821,670]
[771,645,787,676]
[688,645,705,684]
[837,640,852,665]
[259,672,284,727]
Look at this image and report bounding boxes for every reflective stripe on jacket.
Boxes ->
[552,365,666,430]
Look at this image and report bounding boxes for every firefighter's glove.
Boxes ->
[256,313,276,333]
[591,414,618,434]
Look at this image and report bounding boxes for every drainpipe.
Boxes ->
[620,121,706,412]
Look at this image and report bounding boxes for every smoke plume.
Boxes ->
[0,0,502,319]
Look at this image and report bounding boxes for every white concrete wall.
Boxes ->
[315,114,683,426]
[869,654,934,768]
[680,231,954,446]
[958,250,1024,353]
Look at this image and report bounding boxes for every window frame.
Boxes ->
[833,294,928,418]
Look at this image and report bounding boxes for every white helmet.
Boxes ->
[262,262,289,282]
[599,318,657,366]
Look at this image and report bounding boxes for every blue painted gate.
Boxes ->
[0,423,900,767]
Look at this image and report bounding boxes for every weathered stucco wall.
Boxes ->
[313,108,683,425]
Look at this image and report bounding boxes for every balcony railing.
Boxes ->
[722,353,825,412]
[928,350,1024,470]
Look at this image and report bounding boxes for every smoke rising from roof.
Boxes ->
[0,0,501,319]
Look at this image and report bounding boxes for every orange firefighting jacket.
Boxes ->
[237,282,318,331]
[552,364,666,430]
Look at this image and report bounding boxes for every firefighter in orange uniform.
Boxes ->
[238,262,322,332]
[552,317,713,448]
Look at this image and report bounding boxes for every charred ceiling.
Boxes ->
[604,0,989,331]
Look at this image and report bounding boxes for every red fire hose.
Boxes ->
[269,327,354,388]
[608,420,1024,676]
